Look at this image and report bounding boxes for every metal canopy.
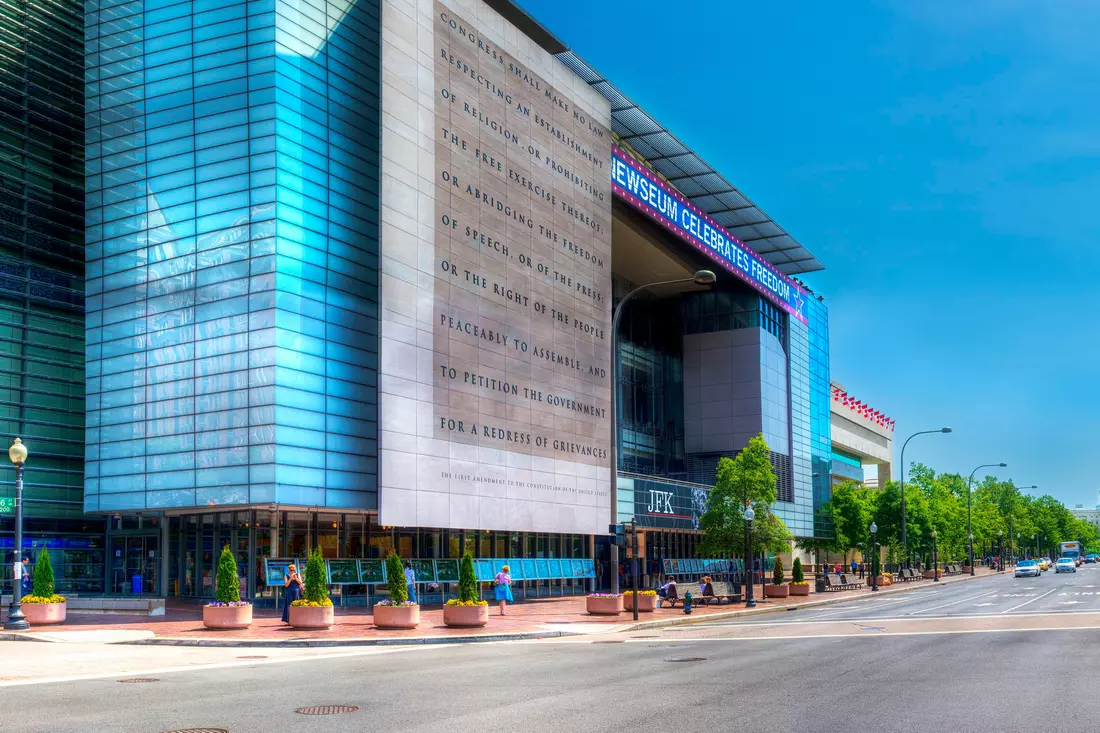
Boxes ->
[555,50,824,275]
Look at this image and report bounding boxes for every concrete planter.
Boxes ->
[287,604,334,629]
[623,593,658,612]
[202,604,252,630]
[765,583,790,598]
[789,583,810,596]
[21,601,66,625]
[922,570,936,579]
[586,595,624,615]
[442,604,487,628]
[374,604,420,629]
[962,566,973,574]
[876,575,890,586]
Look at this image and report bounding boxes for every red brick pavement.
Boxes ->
[2,568,1001,643]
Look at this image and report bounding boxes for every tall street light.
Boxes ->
[998,529,1004,571]
[744,506,756,608]
[967,462,1006,576]
[900,427,952,568]
[4,437,29,631]
[870,522,879,592]
[608,270,715,593]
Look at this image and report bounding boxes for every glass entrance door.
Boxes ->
[109,536,159,594]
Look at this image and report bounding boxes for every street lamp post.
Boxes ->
[4,437,29,631]
[998,530,1004,571]
[900,427,952,568]
[870,522,879,592]
[608,270,715,593]
[1032,534,1036,560]
[967,462,1006,575]
[932,530,939,582]
[744,506,756,608]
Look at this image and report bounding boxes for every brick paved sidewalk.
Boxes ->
[1,567,1002,645]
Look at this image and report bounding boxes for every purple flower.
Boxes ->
[375,600,418,607]
[587,593,623,598]
[205,601,251,607]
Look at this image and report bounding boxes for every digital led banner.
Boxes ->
[610,146,808,324]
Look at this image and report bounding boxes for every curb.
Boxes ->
[614,569,1006,633]
[116,629,576,647]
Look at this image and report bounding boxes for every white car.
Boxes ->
[1015,560,1041,578]
[1055,558,1077,573]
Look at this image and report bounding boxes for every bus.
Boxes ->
[1060,541,1082,562]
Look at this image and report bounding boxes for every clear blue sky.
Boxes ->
[517,0,1100,507]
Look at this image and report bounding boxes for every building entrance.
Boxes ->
[109,535,159,595]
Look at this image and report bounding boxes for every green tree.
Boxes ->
[214,545,240,604]
[32,548,54,598]
[791,556,804,583]
[699,434,793,561]
[458,552,478,603]
[385,552,408,603]
[827,480,877,559]
[303,547,330,605]
[772,555,785,585]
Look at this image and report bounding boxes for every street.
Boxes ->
[4,566,1100,733]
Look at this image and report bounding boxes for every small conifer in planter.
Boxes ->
[375,552,419,629]
[444,552,488,627]
[789,556,809,595]
[18,549,67,624]
[767,556,789,597]
[203,545,251,629]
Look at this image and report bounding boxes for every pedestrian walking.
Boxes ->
[282,563,304,623]
[494,565,513,615]
[858,561,865,579]
[823,563,830,579]
[19,556,32,599]
[850,559,858,575]
[404,561,417,604]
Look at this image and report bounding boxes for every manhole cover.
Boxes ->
[664,657,706,663]
[161,729,229,733]
[295,705,359,716]
[236,655,268,659]
[118,678,160,683]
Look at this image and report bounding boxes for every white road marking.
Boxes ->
[1060,601,1082,605]
[974,603,993,607]
[623,625,1100,643]
[905,590,999,616]
[1001,586,1059,614]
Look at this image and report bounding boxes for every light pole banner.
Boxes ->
[610,145,809,325]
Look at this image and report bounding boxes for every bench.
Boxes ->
[823,574,860,591]
[659,584,690,608]
[702,581,742,605]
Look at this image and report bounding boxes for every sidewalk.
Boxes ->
[0,567,1003,646]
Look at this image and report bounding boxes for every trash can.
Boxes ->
[131,575,143,594]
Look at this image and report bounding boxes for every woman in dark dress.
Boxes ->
[282,564,304,623]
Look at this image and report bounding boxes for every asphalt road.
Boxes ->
[710,561,1100,624]
[5,567,1100,733]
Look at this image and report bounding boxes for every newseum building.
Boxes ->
[81,0,830,602]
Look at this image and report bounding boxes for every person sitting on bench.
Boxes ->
[658,575,677,600]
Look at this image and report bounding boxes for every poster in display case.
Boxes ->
[358,559,385,585]
[435,559,460,582]
[326,559,360,584]
[410,559,435,583]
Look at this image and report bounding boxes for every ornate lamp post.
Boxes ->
[4,437,29,631]
[932,529,939,582]
[998,530,1004,571]
[870,522,879,592]
[744,506,756,608]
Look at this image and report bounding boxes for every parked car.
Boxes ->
[1015,560,1041,578]
[1055,558,1077,573]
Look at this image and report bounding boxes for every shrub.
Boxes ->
[32,549,54,598]
[772,555,785,585]
[458,552,478,604]
[214,545,241,604]
[791,556,804,584]
[385,552,408,603]
[303,547,331,606]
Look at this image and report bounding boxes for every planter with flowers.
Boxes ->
[444,552,488,627]
[622,589,658,612]
[374,552,419,629]
[765,556,789,598]
[586,593,623,615]
[288,547,334,629]
[203,545,252,629]
[789,557,810,596]
[20,549,66,625]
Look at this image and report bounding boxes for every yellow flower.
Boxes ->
[621,590,658,596]
[445,599,489,606]
[20,594,65,604]
[290,599,333,607]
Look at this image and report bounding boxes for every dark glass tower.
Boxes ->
[0,0,99,594]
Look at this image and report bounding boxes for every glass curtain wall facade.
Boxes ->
[84,0,381,513]
[0,0,97,596]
